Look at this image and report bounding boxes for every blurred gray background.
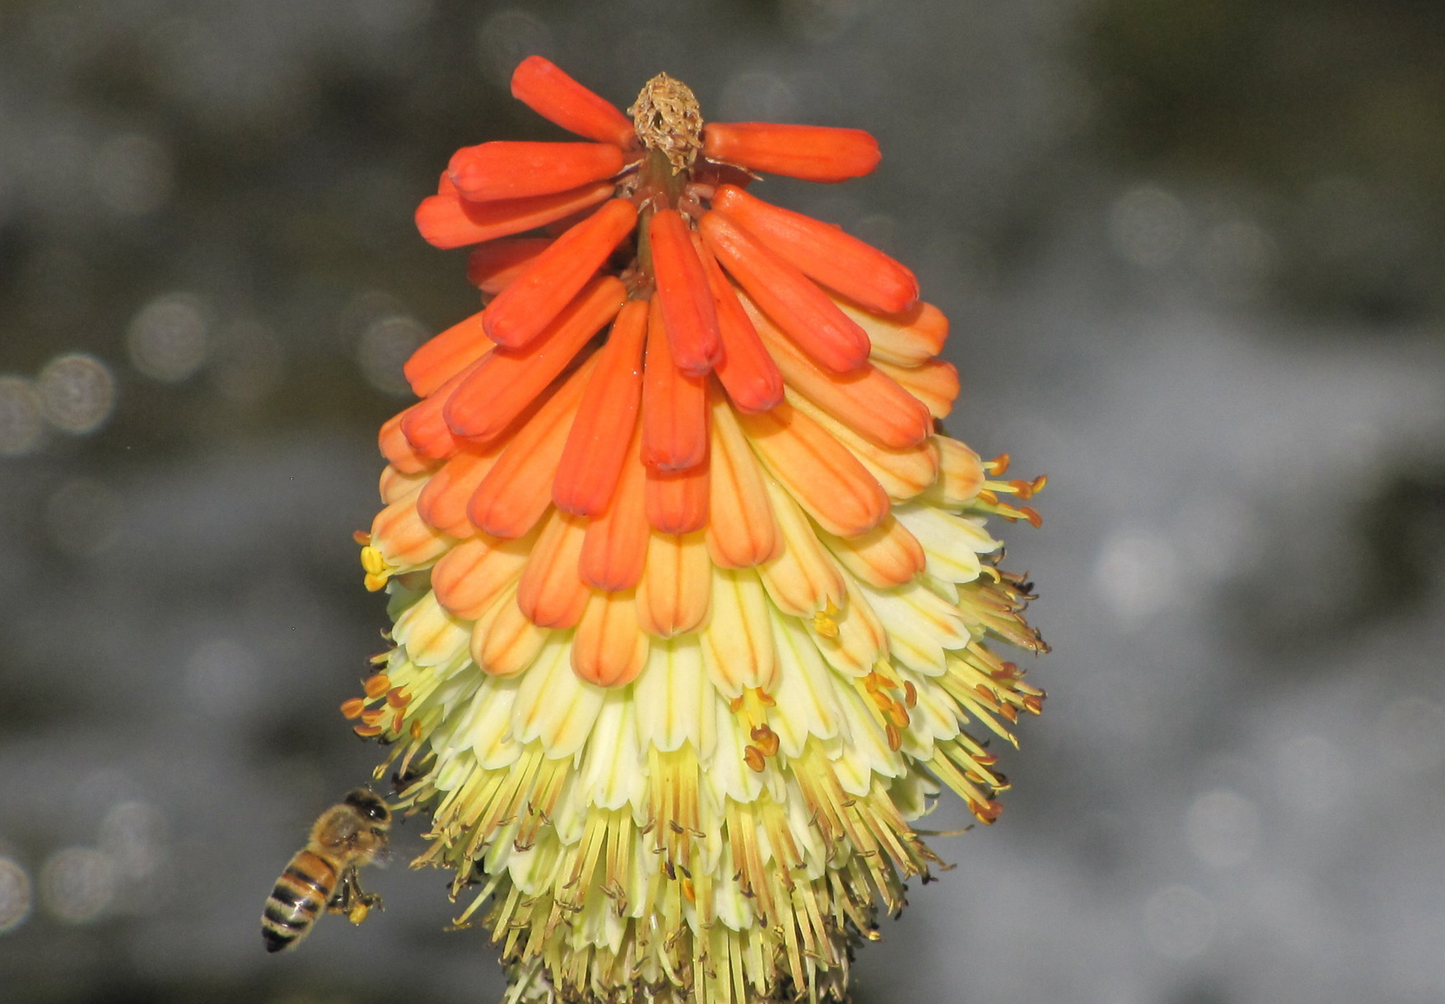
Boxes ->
[2,1,1443,1002]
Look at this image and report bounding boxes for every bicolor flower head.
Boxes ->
[345,56,1047,1004]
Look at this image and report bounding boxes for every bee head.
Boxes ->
[343,788,392,827]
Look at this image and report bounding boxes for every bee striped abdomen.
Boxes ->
[262,850,339,953]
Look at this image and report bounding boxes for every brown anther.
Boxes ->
[755,689,776,707]
[410,719,424,739]
[352,529,371,545]
[1022,695,1044,715]
[743,746,766,773]
[976,489,999,505]
[885,702,910,729]
[884,723,902,752]
[360,707,388,726]
[1008,479,1034,499]
[869,689,893,712]
[729,694,746,713]
[1031,474,1048,493]
[1019,506,1042,528]
[354,723,384,737]
[391,708,405,733]
[385,687,411,708]
[903,681,918,708]
[629,73,702,175]
[750,725,780,758]
[1000,705,1019,723]
[340,697,367,719]
[363,673,392,698]
[681,877,696,902]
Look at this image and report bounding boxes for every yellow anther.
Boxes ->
[360,545,387,575]
[811,608,840,639]
[364,571,391,592]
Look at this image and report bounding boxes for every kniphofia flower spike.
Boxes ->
[349,56,1047,1004]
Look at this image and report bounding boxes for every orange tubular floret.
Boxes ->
[414,179,614,250]
[712,185,918,314]
[516,510,590,629]
[404,310,492,397]
[445,276,626,443]
[510,55,636,148]
[379,412,439,475]
[648,209,721,376]
[835,298,949,367]
[641,296,708,471]
[431,533,532,620]
[467,239,551,294]
[415,445,505,538]
[572,593,648,687]
[872,357,960,419]
[637,531,711,637]
[483,198,638,348]
[399,355,489,459]
[819,515,926,589]
[706,395,780,568]
[466,355,599,539]
[448,142,626,202]
[742,295,932,449]
[553,299,648,516]
[736,400,889,539]
[692,233,783,413]
[702,122,880,182]
[580,419,649,593]
[700,210,869,374]
[646,460,709,535]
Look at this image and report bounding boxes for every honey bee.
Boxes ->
[261,788,391,953]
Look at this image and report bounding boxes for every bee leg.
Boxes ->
[326,867,361,915]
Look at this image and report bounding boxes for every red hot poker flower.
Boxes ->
[354,56,1047,1004]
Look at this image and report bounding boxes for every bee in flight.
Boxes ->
[262,788,392,953]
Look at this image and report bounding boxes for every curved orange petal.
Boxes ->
[637,530,711,637]
[414,180,614,250]
[817,515,926,589]
[432,531,535,620]
[735,400,889,539]
[398,355,489,460]
[705,392,780,569]
[471,583,548,677]
[872,357,960,420]
[787,393,940,501]
[448,141,625,202]
[378,464,427,505]
[553,299,648,517]
[466,354,599,539]
[702,123,880,182]
[416,444,506,538]
[742,293,931,450]
[572,592,648,687]
[516,510,591,629]
[712,185,917,314]
[483,198,637,348]
[640,296,708,471]
[445,276,625,442]
[648,209,721,376]
[920,436,986,509]
[510,55,636,148]
[379,412,439,475]
[835,298,949,367]
[404,309,491,397]
[692,233,783,413]
[699,210,869,374]
[645,460,708,536]
[370,497,451,570]
[467,239,552,295]
[580,418,648,593]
